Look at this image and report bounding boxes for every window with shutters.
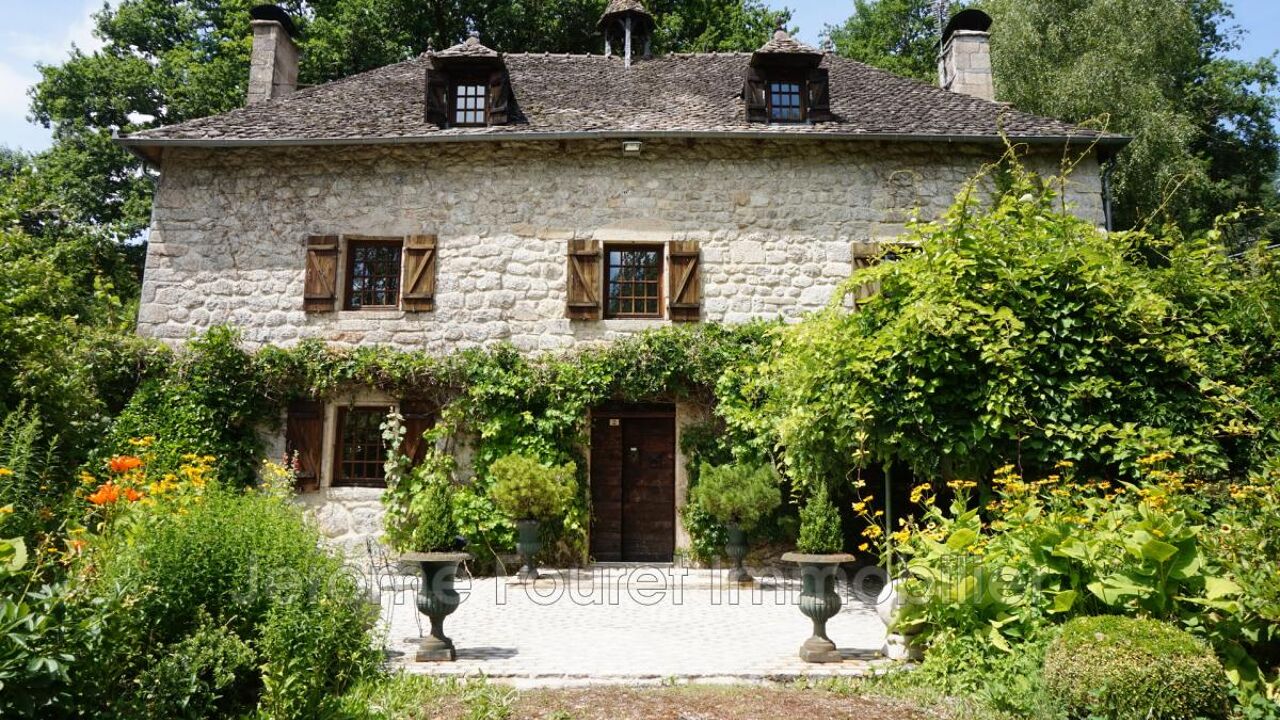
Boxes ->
[604,245,663,319]
[453,82,487,126]
[345,238,403,310]
[335,407,389,488]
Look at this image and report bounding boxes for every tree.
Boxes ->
[824,0,942,83]
[29,0,789,239]
[825,0,1280,233]
[726,163,1278,488]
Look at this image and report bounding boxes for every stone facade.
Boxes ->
[139,138,1102,349]
[140,137,1104,558]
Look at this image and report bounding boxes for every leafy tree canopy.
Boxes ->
[28,0,789,236]
[824,0,1280,234]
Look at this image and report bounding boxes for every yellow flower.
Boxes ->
[858,543,870,552]
[910,484,931,504]
[852,501,868,513]
[0,505,13,515]
[1055,460,1075,469]
[0,468,13,478]
[946,480,977,491]
[862,524,884,540]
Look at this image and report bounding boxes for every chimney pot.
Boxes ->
[247,5,299,105]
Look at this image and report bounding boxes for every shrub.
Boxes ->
[130,613,256,719]
[689,461,780,530]
[488,453,576,522]
[1044,616,1230,720]
[797,483,843,554]
[76,480,379,718]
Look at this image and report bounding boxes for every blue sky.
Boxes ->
[1,0,1278,153]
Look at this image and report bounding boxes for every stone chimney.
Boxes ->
[247,5,299,105]
[938,9,994,102]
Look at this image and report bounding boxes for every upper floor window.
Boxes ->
[768,80,805,122]
[605,245,663,318]
[345,238,402,310]
[453,82,487,126]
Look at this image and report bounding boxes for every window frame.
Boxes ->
[343,236,404,311]
[602,243,665,320]
[333,406,390,488]
[766,74,807,124]
[451,77,489,127]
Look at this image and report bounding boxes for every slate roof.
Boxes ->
[433,33,500,59]
[119,52,1125,157]
[755,29,821,57]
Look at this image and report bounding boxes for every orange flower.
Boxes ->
[107,456,143,474]
[124,487,144,503]
[87,483,121,506]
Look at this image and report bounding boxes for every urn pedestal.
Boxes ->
[724,523,750,584]
[402,552,472,662]
[515,519,543,581]
[782,552,855,663]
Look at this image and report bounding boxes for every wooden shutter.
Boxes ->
[851,241,920,304]
[486,69,511,126]
[808,67,832,122]
[566,238,602,320]
[426,67,451,127]
[667,241,702,323]
[744,66,767,123]
[285,400,324,492]
[400,401,435,466]
[402,234,438,312]
[304,235,339,313]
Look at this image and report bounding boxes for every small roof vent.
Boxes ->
[941,9,992,45]
[249,4,298,38]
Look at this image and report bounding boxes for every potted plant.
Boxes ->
[689,461,781,583]
[781,483,853,663]
[488,453,576,582]
[381,412,471,662]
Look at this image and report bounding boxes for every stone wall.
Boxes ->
[138,138,1103,350]
[144,137,1104,561]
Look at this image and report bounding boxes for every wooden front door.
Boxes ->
[589,406,676,563]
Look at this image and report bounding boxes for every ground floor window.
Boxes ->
[335,407,388,487]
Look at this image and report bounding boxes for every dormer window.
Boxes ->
[453,82,487,126]
[746,29,832,125]
[768,79,805,123]
[426,33,511,129]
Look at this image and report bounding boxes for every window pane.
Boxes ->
[347,242,402,309]
[454,84,487,125]
[769,81,803,122]
[605,246,663,318]
[337,409,387,487]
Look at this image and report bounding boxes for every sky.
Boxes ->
[1,0,1278,153]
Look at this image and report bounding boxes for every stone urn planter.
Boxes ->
[877,578,925,661]
[515,519,542,581]
[724,522,751,584]
[402,551,472,662]
[781,552,855,663]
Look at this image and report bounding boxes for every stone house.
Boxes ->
[119,3,1127,560]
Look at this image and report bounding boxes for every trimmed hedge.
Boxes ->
[1044,616,1229,720]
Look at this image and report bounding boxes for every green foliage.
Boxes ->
[131,613,257,719]
[382,408,460,553]
[0,411,64,541]
[108,326,276,486]
[330,673,517,720]
[489,453,576,522]
[824,0,942,82]
[736,162,1278,488]
[901,634,1064,719]
[797,483,843,554]
[1044,616,1230,720]
[77,483,380,718]
[689,461,780,530]
[983,0,1279,232]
